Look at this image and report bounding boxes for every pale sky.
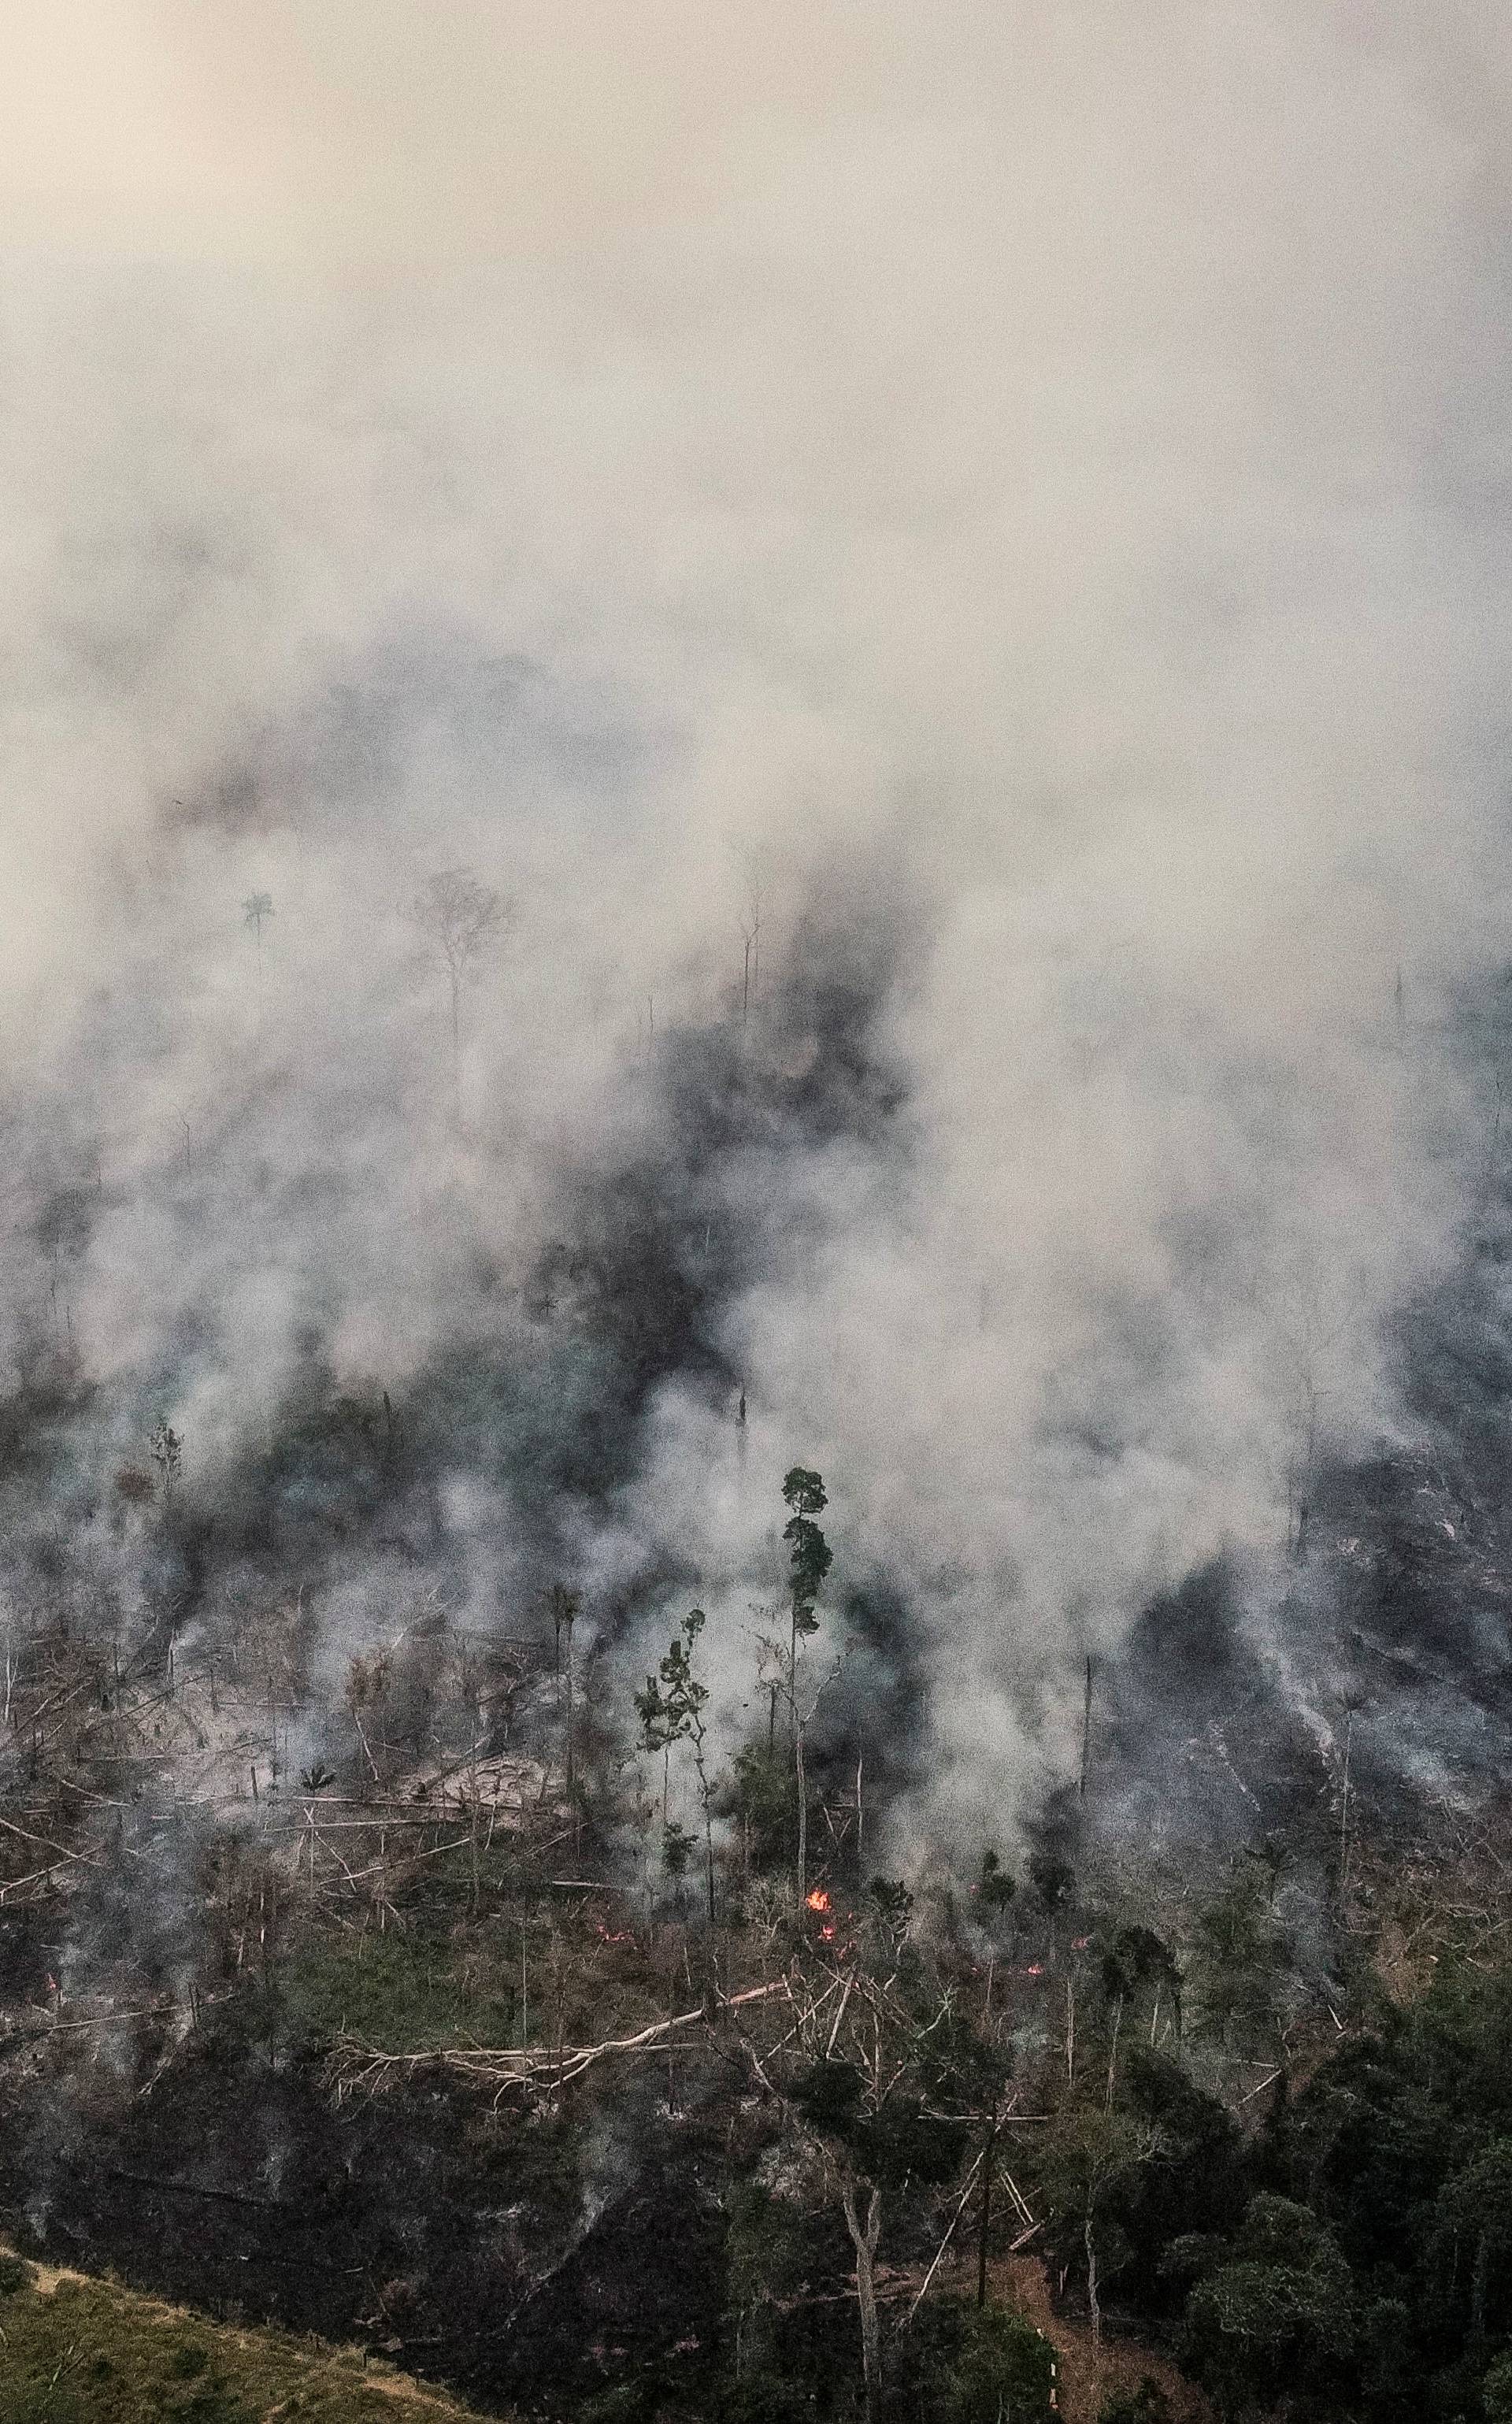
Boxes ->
[0,0,965,261]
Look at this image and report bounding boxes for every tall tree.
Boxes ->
[243,891,273,981]
[725,1907,966,2424]
[770,1466,835,1903]
[149,1421,182,1502]
[781,1465,831,1681]
[411,866,510,1107]
[636,1608,717,1924]
[547,1586,580,1801]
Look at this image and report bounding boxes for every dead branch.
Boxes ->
[330,1979,787,2099]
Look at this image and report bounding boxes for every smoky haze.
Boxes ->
[1,0,1510,1853]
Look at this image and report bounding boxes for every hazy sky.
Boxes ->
[1,2,979,258]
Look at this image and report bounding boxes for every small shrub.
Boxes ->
[711,2373,813,2422]
[904,2296,1056,2422]
[1099,2378,1173,2424]
[578,2385,654,2424]
[0,2250,35,2295]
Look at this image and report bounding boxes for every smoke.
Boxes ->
[2,1,1511,1849]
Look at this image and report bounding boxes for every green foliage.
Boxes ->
[661,1818,697,1878]
[976,1847,1017,1911]
[636,1609,717,1914]
[724,2182,819,2400]
[780,1466,827,1519]
[278,1926,517,2052]
[1484,2350,1512,2422]
[791,2056,958,2192]
[710,2378,812,2424]
[1111,2050,1244,2311]
[1075,1948,1512,2419]
[1099,1925,1175,2006]
[1179,2195,1356,2418]
[1429,2134,1512,2339]
[728,1740,797,1872]
[724,2182,813,2319]
[1037,2108,1165,2239]
[577,2387,654,2424]
[0,2265,495,2423]
[1027,1848,1075,1913]
[1098,2379,1171,2424]
[902,2296,1055,2422]
[790,2053,865,2131]
[1188,1859,1287,2049]
[634,1607,710,1757]
[913,2003,1009,2112]
[780,1466,832,1636]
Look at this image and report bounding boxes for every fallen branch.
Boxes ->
[331,1979,787,2098]
[0,1815,102,1868]
[899,2148,985,2330]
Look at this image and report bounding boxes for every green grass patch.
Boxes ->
[0,2256,502,2422]
[280,1926,520,2052]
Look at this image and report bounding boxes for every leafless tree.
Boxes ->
[411,866,511,1101]
[739,858,765,1033]
[243,891,273,979]
[755,1622,847,1907]
[547,1585,580,1801]
[149,1422,182,1502]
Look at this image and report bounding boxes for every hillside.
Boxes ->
[0,2248,506,2424]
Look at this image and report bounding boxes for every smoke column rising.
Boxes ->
[1,2,1511,1844]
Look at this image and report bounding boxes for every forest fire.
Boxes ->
[804,1888,836,1941]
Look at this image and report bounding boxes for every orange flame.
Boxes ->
[805,1888,831,1913]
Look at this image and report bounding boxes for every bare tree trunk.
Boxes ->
[565,1625,575,1803]
[1338,1703,1354,1896]
[842,2181,884,2424]
[790,1603,798,1731]
[1085,2214,1101,2342]
[976,2099,998,2308]
[795,1720,808,1905]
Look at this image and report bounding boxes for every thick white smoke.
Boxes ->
[1,1,1510,1841]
